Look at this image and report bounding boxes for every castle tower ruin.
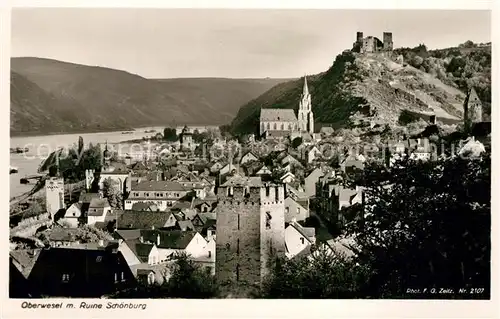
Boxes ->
[383,32,393,51]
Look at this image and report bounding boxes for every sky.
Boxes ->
[11,9,491,79]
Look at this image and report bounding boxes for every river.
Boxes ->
[9,126,165,199]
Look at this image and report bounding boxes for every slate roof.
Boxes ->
[141,230,198,249]
[79,193,101,204]
[89,198,110,209]
[48,228,80,242]
[10,249,42,278]
[117,211,174,229]
[260,108,298,122]
[131,202,158,211]
[177,220,195,231]
[126,240,154,262]
[131,181,187,192]
[222,176,262,187]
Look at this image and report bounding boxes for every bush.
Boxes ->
[398,110,419,125]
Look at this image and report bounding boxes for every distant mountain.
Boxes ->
[230,42,491,136]
[10,57,289,136]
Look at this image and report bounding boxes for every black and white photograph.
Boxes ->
[5,3,494,310]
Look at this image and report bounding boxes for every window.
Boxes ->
[237,238,240,255]
[121,272,125,282]
[236,264,240,281]
[62,274,70,283]
[114,273,118,283]
[208,251,212,258]
[228,186,234,197]
[285,207,289,214]
[300,237,305,245]
[73,213,76,216]
[273,123,277,130]
[267,123,270,130]
[281,123,284,130]
[265,212,272,229]
[237,214,240,230]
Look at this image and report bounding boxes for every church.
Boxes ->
[259,76,314,138]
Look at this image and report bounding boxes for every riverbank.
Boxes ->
[10,126,135,138]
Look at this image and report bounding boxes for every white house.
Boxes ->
[284,197,309,223]
[87,198,112,225]
[285,221,316,259]
[303,146,321,164]
[61,203,83,228]
[304,167,324,198]
[255,165,272,176]
[280,172,296,184]
[125,180,190,211]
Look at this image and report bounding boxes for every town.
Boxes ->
[9,30,491,299]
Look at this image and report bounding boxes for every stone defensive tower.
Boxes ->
[464,87,483,130]
[383,32,393,51]
[45,177,64,221]
[215,176,285,297]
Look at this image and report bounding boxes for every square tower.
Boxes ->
[216,176,285,297]
[464,87,483,130]
[383,32,393,51]
[45,177,64,220]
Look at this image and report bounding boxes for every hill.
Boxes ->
[10,57,289,136]
[230,42,491,136]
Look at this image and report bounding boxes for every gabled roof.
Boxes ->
[131,180,187,192]
[125,240,153,262]
[288,222,315,244]
[10,249,42,278]
[141,230,199,250]
[89,198,111,209]
[79,193,101,204]
[177,220,195,231]
[131,202,158,211]
[260,108,298,122]
[48,228,81,242]
[338,188,360,204]
[221,176,262,187]
[117,211,174,230]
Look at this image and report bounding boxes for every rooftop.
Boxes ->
[260,108,298,122]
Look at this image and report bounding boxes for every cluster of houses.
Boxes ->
[10,84,488,297]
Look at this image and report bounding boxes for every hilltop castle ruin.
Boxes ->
[352,31,393,53]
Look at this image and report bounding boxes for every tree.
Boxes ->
[102,178,123,209]
[262,248,370,298]
[166,254,218,298]
[343,153,491,299]
[163,128,178,142]
[292,137,303,148]
[78,136,84,155]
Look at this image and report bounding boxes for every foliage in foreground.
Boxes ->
[344,153,491,298]
[111,254,218,298]
[262,247,370,298]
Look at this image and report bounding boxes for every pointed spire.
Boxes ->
[303,75,309,96]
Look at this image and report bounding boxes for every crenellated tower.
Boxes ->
[215,176,285,297]
[297,76,314,134]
